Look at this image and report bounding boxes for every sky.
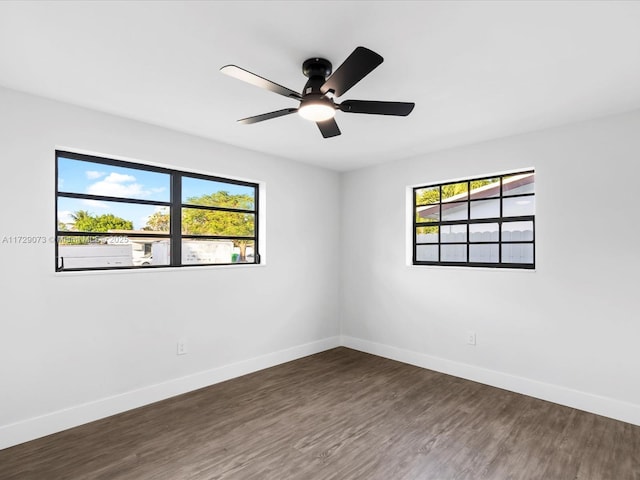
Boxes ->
[57,156,254,230]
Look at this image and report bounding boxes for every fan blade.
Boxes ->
[238,108,298,124]
[316,118,341,138]
[339,100,415,116]
[221,65,302,100]
[321,47,383,97]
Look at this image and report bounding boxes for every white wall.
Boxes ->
[340,109,640,426]
[0,87,341,448]
[2,86,639,450]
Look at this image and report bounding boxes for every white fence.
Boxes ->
[416,229,534,263]
[58,239,238,269]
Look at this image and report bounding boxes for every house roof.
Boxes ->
[416,172,534,219]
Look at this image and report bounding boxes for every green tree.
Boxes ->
[142,192,255,261]
[143,209,170,232]
[184,192,255,261]
[416,179,498,224]
[72,210,133,232]
[416,179,497,206]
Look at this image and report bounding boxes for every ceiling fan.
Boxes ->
[220,46,415,138]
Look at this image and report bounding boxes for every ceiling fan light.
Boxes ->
[298,102,335,122]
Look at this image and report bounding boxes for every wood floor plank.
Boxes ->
[1,348,638,479]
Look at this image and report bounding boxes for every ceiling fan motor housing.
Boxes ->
[302,58,332,79]
[302,58,332,96]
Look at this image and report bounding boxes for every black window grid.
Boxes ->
[55,150,260,272]
[413,171,535,269]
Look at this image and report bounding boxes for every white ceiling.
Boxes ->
[1,1,640,171]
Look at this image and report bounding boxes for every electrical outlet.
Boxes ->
[467,331,476,346]
[177,339,188,355]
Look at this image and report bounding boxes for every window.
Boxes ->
[56,151,260,271]
[413,170,535,269]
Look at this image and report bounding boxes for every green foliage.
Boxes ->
[144,209,170,232]
[416,226,438,235]
[416,179,497,206]
[142,191,255,260]
[182,209,254,237]
[470,179,495,191]
[71,210,134,232]
[416,186,440,206]
[182,192,254,237]
[188,191,254,211]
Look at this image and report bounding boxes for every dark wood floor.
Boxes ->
[1,348,639,479]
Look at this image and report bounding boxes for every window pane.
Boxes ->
[181,208,255,236]
[56,151,260,271]
[415,186,439,206]
[470,244,499,263]
[57,157,170,202]
[502,221,534,241]
[470,177,500,199]
[412,169,534,270]
[441,202,468,221]
[503,172,535,196]
[470,199,500,219]
[442,182,468,202]
[58,236,170,269]
[130,239,171,266]
[416,245,438,262]
[469,223,499,242]
[182,177,255,210]
[416,226,438,244]
[416,205,440,223]
[441,244,467,262]
[503,196,535,217]
[182,239,255,264]
[57,198,169,232]
[441,224,466,243]
[241,241,257,263]
[502,244,534,264]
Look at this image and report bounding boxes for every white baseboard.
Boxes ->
[5,334,638,451]
[341,335,640,427]
[0,336,341,450]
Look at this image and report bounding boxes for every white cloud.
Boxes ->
[57,210,75,224]
[86,172,152,198]
[82,199,108,209]
[86,170,106,180]
[103,172,136,183]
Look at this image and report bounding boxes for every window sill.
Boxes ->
[406,263,536,273]
[53,262,266,277]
